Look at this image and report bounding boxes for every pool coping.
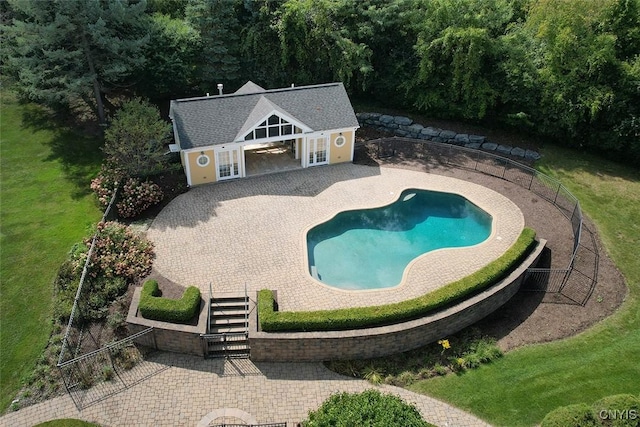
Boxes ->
[300,186,504,293]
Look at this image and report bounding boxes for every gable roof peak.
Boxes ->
[235,81,266,95]
[234,95,309,141]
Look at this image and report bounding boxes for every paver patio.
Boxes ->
[0,353,491,427]
[148,163,524,311]
[1,163,523,427]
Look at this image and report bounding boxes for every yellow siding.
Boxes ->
[329,130,354,164]
[186,149,217,185]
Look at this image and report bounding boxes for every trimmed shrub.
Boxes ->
[541,403,600,427]
[303,389,433,427]
[138,280,201,324]
[259,227,537,332]
[593,394,640,427]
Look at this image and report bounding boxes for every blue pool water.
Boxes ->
[306,189,492,290]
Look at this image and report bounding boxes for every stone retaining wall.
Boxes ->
[126,287,208,357]
[357,112,541,161]
[249,239,546,362]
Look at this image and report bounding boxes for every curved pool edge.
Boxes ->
[300,181,524,295]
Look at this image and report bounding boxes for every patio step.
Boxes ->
[205,294,250,358]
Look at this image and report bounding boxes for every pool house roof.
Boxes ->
[169,81,359,150]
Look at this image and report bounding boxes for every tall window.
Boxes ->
[244,114,302,141]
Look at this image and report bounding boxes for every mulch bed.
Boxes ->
[354,125,627,351]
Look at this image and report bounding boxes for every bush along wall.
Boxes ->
[138,280,201,324]
[357,113,542,161]
[259,228,537,332]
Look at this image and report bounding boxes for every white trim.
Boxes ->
[306,133,330,167]
[214,146,242,181]
[237,110,311,142]
[334,135,346,147]
[240,146,247,177]
[196,153,210,167]
[183,151,193,186]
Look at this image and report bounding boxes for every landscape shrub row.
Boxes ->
[138,280,201,324]
[327,327,503,387]
[259,228,537,332]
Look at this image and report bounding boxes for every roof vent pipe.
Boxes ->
[291,83,295,88]
[217,83,223,95]
[206,93,210,97]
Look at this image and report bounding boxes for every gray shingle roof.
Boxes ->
[169,82,359,150]
[234,80,266,94]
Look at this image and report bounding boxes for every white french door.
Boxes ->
[216,148,241,180]
[307,136,328,166]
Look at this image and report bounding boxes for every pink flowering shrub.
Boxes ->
[72,221,154,281]
[90,167,121,208]
[115,177,163,218]
[91,168,163,218]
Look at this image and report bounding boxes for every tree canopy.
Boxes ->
[3,0,149,124]
[3,0,639,164]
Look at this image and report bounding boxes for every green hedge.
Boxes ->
[259,227,537,332]
[542,394,640,427]
[138,280,201,324]
[540,403,600,427]
[303,390,434,427]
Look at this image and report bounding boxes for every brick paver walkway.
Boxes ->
[0,353,491,427]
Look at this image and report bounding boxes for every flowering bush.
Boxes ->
[115,177,163,218]
[90,166,123,208]
[72,221,154,281]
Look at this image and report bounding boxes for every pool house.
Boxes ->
[169,81,360,186]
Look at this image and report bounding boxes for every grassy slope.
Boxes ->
[0,90,102,411]
[409,145,640,426]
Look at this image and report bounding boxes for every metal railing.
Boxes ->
[201,284,251,358]
[57,327,168,410]
[58,186,118,366]
[361,137,597,305]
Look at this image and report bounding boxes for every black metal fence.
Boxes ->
[361,137,598,305]
[57,328,169,410]
[56,187,170,409]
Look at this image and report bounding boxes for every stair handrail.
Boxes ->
[207,282,212,334]
[244,282,249,335]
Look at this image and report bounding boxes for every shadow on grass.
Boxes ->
[20,102,103,199]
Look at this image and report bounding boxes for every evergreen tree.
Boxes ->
[102,98,172,178]
[185,0,241,89]
[3,0,149,124]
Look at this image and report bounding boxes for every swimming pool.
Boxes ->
[306,189,493,290]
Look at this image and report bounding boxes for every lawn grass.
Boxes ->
[409,145,640,426]
[0,90,102,412]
